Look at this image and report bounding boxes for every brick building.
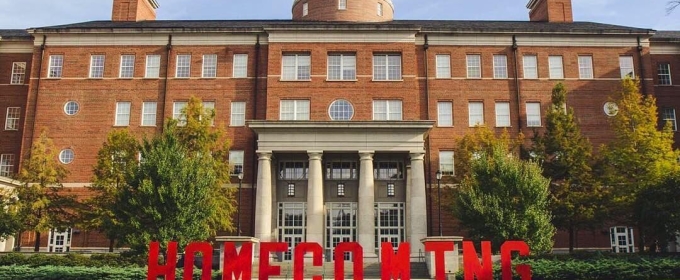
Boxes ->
[0,0,678,254]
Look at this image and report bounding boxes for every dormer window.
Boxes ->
[339,0,347,10]
[377,3,383,16]
[303,2,309,16]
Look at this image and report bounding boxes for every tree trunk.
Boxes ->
[568,225,575,253]
[109,238,115,253]
[638,226,645,253]
[33,231,41,252]
[13,231,22,252]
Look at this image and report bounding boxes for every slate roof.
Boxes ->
[0,29,32,40]
[652,31,680,42]
[29,20,654,35]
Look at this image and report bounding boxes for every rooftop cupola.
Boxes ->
[292,0,394,22]
[112,0,159,21]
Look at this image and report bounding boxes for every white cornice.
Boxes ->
[268,30,416,43]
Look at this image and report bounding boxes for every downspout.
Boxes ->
[160,35,172,130]
[250,34,261,236]
[637,36,647,96]
[512,35,522,132]
[423,34,433,236]
[28,35,47,158]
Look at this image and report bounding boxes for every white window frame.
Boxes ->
[549,56,564,79]
[0,154,14,177]
[119,55,135,78]
[303,2,309,16]
[439,151,454,176]
[662,108,677,131]
[5,107,20,131]
[145,55,161,78]
[466,54,481,79]
[202,54,218,78]
[435,54,451,79]
[493,55,508,79]
[115,102,131,126]
[578,55,594,79]
[141,101,157,127]
[230,102,246,126]
[233,54,248,78]
[437,101,453,127]
[89,54,105,78]
[468,102,484,127]
[523,55,538,79]
[59,149,75,165]
[526,102,542,127]
[372,100,402,121]
[327,53,356,81]
[372,54,402,81]
[658,63,672,85]
[229,150,245,175]
[281,54,311,81]
[377,2,383,16]
[338,0,347,10]
[495,102,511,127]
[619,56,635,79]
[10,62,26,84]
[173,101,188,126]
[175,54,191,78]
[280,100,310,121]
[48,55,63,78]
[202,101,216,126]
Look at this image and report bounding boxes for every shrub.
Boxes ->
[0,266,223,280]
[0,253,143,268]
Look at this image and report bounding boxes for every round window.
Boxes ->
[604,102,619,117]
[59,149,75,164]
[328,99,354,121]
[64,101,80,116]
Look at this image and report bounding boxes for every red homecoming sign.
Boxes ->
[147,241,531,280]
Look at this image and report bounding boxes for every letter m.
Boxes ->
[223,242,253,280]
[381,242,410,280]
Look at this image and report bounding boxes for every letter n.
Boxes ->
[148,241,178,280]
[463,241,492,280]
[223,242,253,280]
[380,242,410,280]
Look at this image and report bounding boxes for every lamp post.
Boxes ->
[436,170,442,236]
[237,172,243,236]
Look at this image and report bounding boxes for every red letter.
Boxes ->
[223,242,253,280]
[183,242,213,280]
[380,242,410,280]
[334,242,363,280]
[147,241,177,280]
[259,242,287,280]
[424,242,455,280]
[500,241,531,280]
[463,241,492,280]
[294,243,323,280]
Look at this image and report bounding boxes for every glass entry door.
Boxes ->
[278,202,306,261]
[326,202,357,261]
[48,228,72,253]
[374,203,405,257]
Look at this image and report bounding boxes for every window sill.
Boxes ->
[466,77,482,80]
[140,125,157,127]
[113,125,130,127]
[656,84,674,86]
[88,78,104,80]
[143,77,160,79]
[232,77,248,79]
[45,77,62,80]
[9,83,25,86]
[437,125,454,128]
[527,126,543,128]
[229,125,246,128]
[435,77,451,80]
[3,129,19,131]
[372,79,404,82]
[326,79,358,82]
[174,77,190,79]
[117,78,134,80]
[279,79,312,82]
[200,77,217,79]
[493,77,510,80]
[495,126,512,128]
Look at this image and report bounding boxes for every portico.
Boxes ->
[249,121,433,261]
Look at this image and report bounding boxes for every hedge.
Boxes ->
[0,253,144,267]
[0,265,223,280]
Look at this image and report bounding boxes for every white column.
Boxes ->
[306,151,324,245]
[254,151,273,243]
[358,151,377,257]
[409,152,427,258]
[4,236,14,252]
[0,239,6,253]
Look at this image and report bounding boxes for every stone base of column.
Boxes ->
[215,236,260,270]
[420,236,464,276]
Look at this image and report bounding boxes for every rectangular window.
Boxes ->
[373,100,402,121]
[5,107,20,131]
[279,161,309,180]
[173,101,187,126]
[141,101,157,126]
[468,102,484,127]
[233,54,248,78]
[327,53,356,80]
[10,62,26,84]
[619,56,635,78]
[115,102,131,126]
[662,108,677,131]
[526,102,542,127]
[282,54,311,81]
[578,55,594,79]
[339,0,347,10]
[119,55,135,78]
[466,54,481,78]
[374,162,404,180]
[373,54,401,81]
[176,54,191,78]
[437,101,453,127]
[48,55,63,78]
[658,63,672,85]
[523,55,538,79]
[377,2,383,16]
[0,154,14,177]
[493,55,508,79]
[435,54,451,79]
[439,151,454,176]
[89,55,105,78]
[145,55,161,78]
[231,102,246,126]
[549,56,564,79]
[202,101,215,125]
[202,54,217,78]
[280,100,310,120]
[229,150,244,175]
[325,161,358,180]
[303,2,309,16]
[495,102,511,127]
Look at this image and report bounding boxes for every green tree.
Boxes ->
[635,175,680,251]
[599,78,680,252]
[81,129,139,252]
[532,83,606,252]
[453,144,555,253]
[453,126,523,181]
[0,188,20,241]
[15,130,74,251]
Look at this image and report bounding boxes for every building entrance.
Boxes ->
[278,202,306,261]
[325,202,357,261]
[375,203,405,256]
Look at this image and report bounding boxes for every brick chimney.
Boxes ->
[527,0,573,23]
[112,0,159,21]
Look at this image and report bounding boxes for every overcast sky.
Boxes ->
[0,0,677,30]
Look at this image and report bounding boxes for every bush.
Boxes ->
[0,265,223,280]
[0,253,143,268]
